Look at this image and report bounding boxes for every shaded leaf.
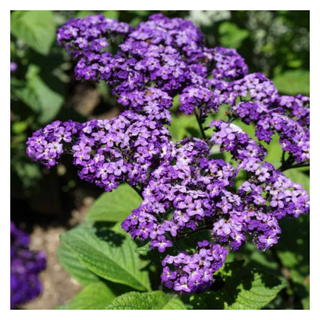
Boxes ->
[60,224,151,291]
[130,17,143,27]
[13,65,63,124]
[11,11,56,55]
[190,261,285,310]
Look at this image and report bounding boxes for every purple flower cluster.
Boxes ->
[27,105,171,192]
[57,13,309,165]
[26,120,81,168]
[122,138,237,247]
[57,14,132,58]
[73,110,171,191]
[179,72,277,116]
[221,74,309,164]
[118,87,172,124]
[11,62,17,72]
[277,95,310,127]
[210,120,267,165]
[226,73,278,107]
[58,13,248,97]
[161,241,228,294]
[25,13,310,295]
[178,72,310,165]
[209,47,248,82]
[120,134,309,292]
[11,222,46,309]
[179,84,221,115]
[178,47,248,115]
[26,116,309,293]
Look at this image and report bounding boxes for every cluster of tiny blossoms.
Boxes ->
[57,14,132,58]
[73,110,170,191]
[210,120,267,167]
[179,73,310,164]
[228,75,310,164]
[121,129,309,293]
[26,14,310,295]
[161,241,228,293]
[27,109,170,192]
[57,13,309,164]
[26,120,81,169]
[11,222,46,309]
[57,14,247,96]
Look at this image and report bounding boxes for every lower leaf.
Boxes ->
[105,291,187,310]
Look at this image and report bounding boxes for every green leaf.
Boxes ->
[105,291,186,310]
[218,22,249,49]
[171,94,180,112]
[135,242,151,256]
[12,121,28,134]
[169,114,200,142]
[283,169,309,194]
[102,11,119,20]
[272,70,310,95]
[132,10,149,17]
[61,224,151,291]
[76,11,96,18]
[11,11,56,55]
[190,261,285,310]
[11,78,26,90]
[130,17,143,27]
[57,243,100,286]
[275,214,309,309]
[13,65,63,124]
[86,184,141,222]
[68,282,116,310]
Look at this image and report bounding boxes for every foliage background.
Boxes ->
[10,10,310,309]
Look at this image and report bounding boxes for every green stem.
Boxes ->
[194,107,207,140]
[131,184,143,198]
[279,162,310,172]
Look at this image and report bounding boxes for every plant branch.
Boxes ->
[277,151,309,173]
[131,184,143,198]
[194,107,207,140]
[279,162,310,172]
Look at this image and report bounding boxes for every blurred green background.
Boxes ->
[10,10,309,309]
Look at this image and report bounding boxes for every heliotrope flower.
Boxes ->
[11,222,46,309]
[26,13,310,295]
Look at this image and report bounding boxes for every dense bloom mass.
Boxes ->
[27,107,171,192]
[57,13,309,166]
[11,222,46,308]
[161,242,228,293]
[25,13,310,295]
[57,13,248,96]
[26,120,81,169]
